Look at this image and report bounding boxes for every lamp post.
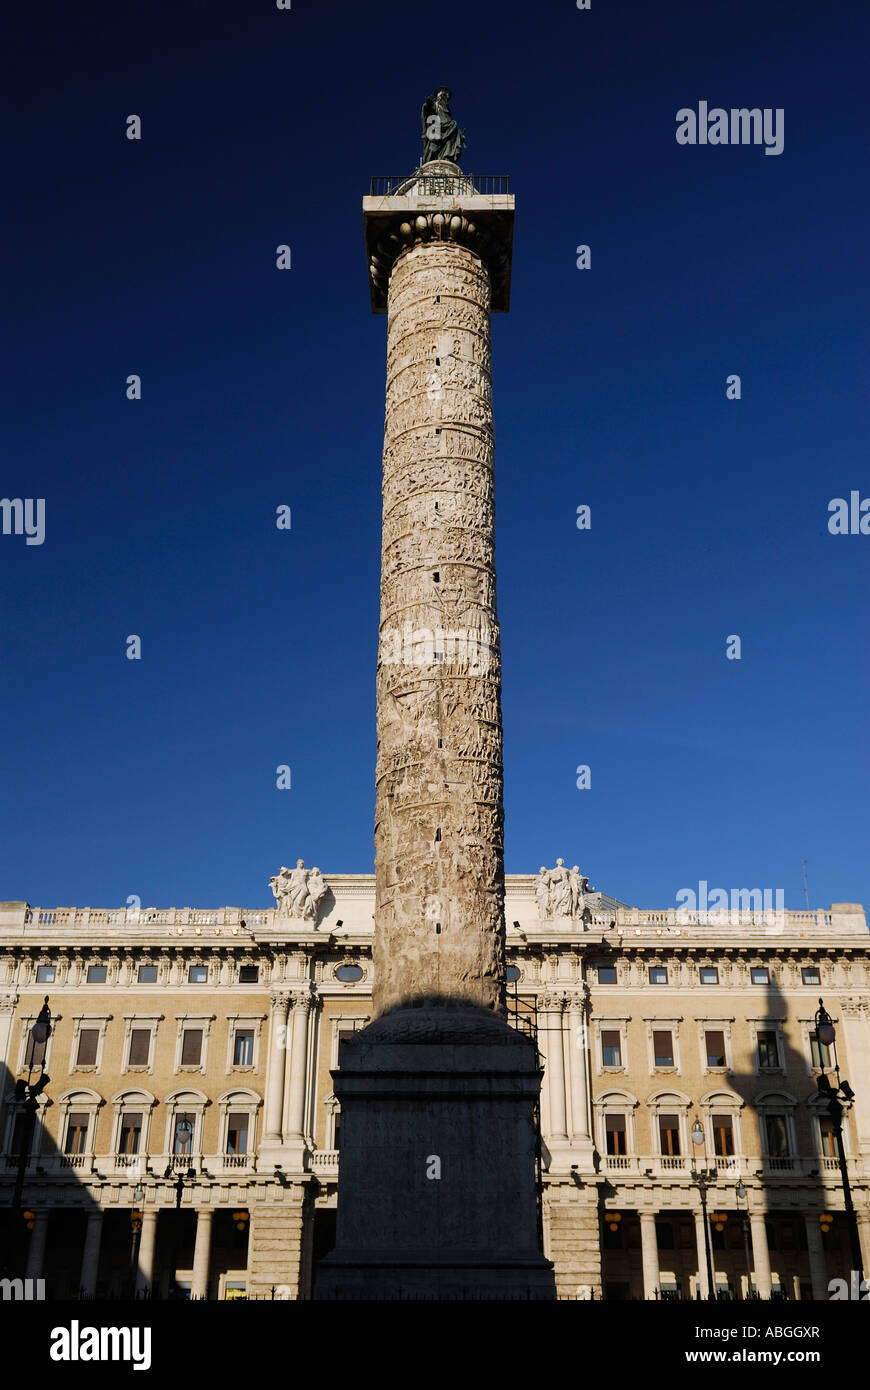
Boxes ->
[6,997,52,1279]
[691,1118,716,1300]
[163,1151,195,1299]
[813,999,864,1289]
[735,1180,755,1299]
[128,1182,145,1297]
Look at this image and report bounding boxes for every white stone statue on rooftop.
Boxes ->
[270,860,328,924]
[535,859,591,926]
[535,867,551,923]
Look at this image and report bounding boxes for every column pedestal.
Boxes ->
[314,1003,555,1300]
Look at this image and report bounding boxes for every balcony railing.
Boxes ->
[369,174,510,198]
[309,1150,339,1173]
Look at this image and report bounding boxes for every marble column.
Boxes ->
[566,996,591,1142]
[856,1210,870,1281]
[283,991,311,1142]
[25,1209,48,1279]
[804,1214,828,1300]
[263,993,289,1142]
[0,994,18,1075]
[693,1210,711,1299]
[136,1210,158,1295]
[639,1211,659,1300]
[191,1209,213,1300]
[79,1209,103,1297]
[542,995,568,1143]
[372,233,505,1019]
[839,1001,870,1155]
[749,1212,773,1298]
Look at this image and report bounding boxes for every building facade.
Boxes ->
[1,881,868,1299]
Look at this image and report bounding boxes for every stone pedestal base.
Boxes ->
[314,1002,556,1300]
[247,1185,312,1299]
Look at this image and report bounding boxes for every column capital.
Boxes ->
[539,992,569,1013]
[288,988,313,1014]
[565,988,590,1012]
[269,992,290,1015]
[363,180,515,313]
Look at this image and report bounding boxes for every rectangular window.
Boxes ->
[65,1113,89,1154]
[659,1114,681,1156]
[605,1114,627,1155]
[653,1030,674,1067]
[810,1031,832,1069]
[699,967,719,985]
[226,1113,248,1155]
[802,967,820,986]
[597,966,617,984]
[128,1029,151,1066]
[87,965,107,984]
[333,1112,342,1152]
[181,1029,203,1065]
[765,1114,790,1158]
[188,965,208,984]
[233,1030,254,1066]
[36,965,55,983]
[137,964,158,983]
[712,1113,734,1156]
[238,966,259,983]
[705,1030,727,1067]
[76,1029,99,1067]
[336,1029,356,1067]
[173,1114,195,1154]
[119,1113,142,1154]
[751,967,769,985]
[601,1029,622,1067]
[757,1030,779,1069]
[649,967,668,985]
[819,1117,837,1158]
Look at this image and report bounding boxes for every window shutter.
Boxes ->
[181,1028,203,1065]
[76,1029,99,1066]
[128,1029,151,1065]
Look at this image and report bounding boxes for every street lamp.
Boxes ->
[691,1118,717,1300]
[162,1159,195,1299]
[735,1180,756,1300]
[6,997,52,1277]
[128,1182,146,1297]
[813,999,864,1289]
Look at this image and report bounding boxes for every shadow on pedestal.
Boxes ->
[313,996,556,1300]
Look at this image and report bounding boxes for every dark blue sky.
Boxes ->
[4,0,867,912]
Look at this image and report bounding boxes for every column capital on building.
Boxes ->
[539,991,569,1013]
[288,987,313,1013]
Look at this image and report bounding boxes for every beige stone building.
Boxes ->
[1,882,868,1299]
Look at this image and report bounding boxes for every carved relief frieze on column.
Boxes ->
[373,239,506,1017]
